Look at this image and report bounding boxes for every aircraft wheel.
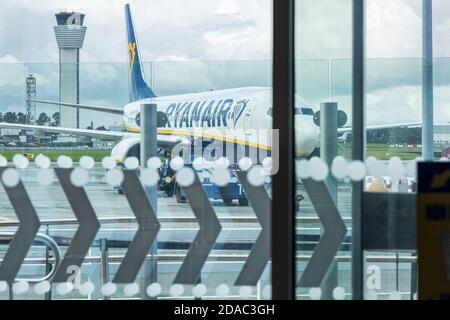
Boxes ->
[238,198,249,207]
[176,186,187,203]
[223,198,233,206]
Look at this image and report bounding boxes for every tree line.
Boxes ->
[0,111,60,126]
[0,112,108,130]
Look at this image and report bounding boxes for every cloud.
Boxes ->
[0,0,272,63]
[0,55,28,88]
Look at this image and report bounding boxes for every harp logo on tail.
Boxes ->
[128,42,137,73]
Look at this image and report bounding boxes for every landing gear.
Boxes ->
[238,198,249,207]
[176,185,187,203]
[223,198,233,206]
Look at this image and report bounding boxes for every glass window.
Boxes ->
[0,1,273,300]
[294,0,353,300]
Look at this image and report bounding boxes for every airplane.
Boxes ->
[0,4,422,172]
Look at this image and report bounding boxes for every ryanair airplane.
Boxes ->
[0,4,421,165]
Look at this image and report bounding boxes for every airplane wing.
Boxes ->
[0,122,127,139]
[338,122,423,134]
[0,122,190,149]
[30,100,123,115]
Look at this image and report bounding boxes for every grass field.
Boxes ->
[0,143,444,163]
[0,148,111,162]
[338,143,441,160]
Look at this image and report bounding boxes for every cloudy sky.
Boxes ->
[1,0,450,128]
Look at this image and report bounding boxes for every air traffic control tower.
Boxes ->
[54,12,87,128]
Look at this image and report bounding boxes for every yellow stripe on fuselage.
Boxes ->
[124,125,310,157]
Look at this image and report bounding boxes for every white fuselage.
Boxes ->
[120,86,319,158]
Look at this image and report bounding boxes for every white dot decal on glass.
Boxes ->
[106,169,124,186]
[262,157,272,171]
[204,159,214,170]
[239,286,253,299]
[147,157,162,170]
[57,155,73,168]
[0,281,7,292]
[170,157,184,171]
[192,157,206,171]
[141,168,159,186]
[239,157,253,171]
[211,168,231,187]
[365,156,377,169]
[309,287,322,300]
[296,159,311,180]
[247,167,266,186]
[13,154,29,169]
[101,157,116,170]
[12,281,29,295]
[389,291,402,300]
[176,167,195,187]
[56,282,73,296]
[331,156,348,179]
[101,282,117,296]
[79,156,95,170]
[2,168,20,188]
[0,155,7,167]
[215,157,230,169]
[70,168,89,187]
[169,284,184,297]
[79,281,95,296]
[365,291,378,300]
[37,169,54,187]
[192,284,207,298]
[35,154,51,169]
[413,292,418,300]
[262,285,272,300]
[124,283,139,297]
[146,283,162,298]
[332,287,346,300]
[367,159,386,177]
[309,157,329,181]
[124,157,139,170]
[214,157,230,169]
[34,281,51,295]
[347,161,367,181]
[215,284,230,298]
[387,157,405,178]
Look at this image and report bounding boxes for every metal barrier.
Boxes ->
[0,217,415,299]
[0,215,353,228]
[0,232,61,283]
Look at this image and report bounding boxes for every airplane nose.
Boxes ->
[294,117,320,157]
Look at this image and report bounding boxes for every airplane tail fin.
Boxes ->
[125,4,156,101]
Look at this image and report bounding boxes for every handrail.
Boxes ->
[0,233,61,283]
[0,215,352,227]
[0,253,416,265]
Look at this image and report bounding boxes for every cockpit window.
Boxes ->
[268,107,314,117]
[301,108,315,116]
[294,107,314,116]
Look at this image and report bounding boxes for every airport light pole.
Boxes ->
[140,103,158,299]
[422,0,434,161]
